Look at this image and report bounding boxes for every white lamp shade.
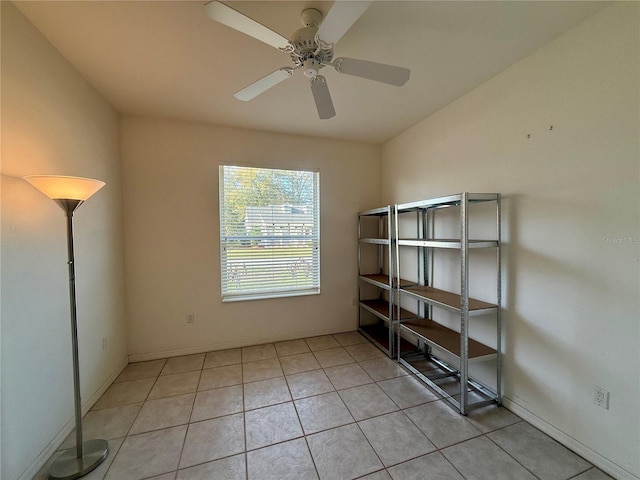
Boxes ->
[24,175,105,201]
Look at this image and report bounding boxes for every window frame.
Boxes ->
[219,165,320,302]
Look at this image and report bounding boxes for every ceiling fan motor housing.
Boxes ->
[290,25,334,76]
[291,26,319,54]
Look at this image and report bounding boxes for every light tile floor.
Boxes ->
[36,332,614,480]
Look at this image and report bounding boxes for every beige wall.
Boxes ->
[381,4,639,479]
[1,3,128,479]
[120,116,380,360]
[3,2,637,479]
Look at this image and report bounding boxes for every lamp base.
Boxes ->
[48,439,109,480]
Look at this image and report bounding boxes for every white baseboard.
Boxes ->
[128,327,354,363]
[18,357,129,480]
[502,397,639,480]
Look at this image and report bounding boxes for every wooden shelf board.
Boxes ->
[401,319,496,359]
[360,299,391,322]
[360,299,415,321]
[360,274,415,289]
[360,274,392,289]
[401,285,496,312]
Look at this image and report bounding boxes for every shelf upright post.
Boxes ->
[421,208,428,320]
[424,207,433,322]
[460,192,470,414]
[357,206,396,358]
[357,212,362,334]
[378,215,384,275]
[394,203,401,361]
[357,213,362,278]
[496,194,502,405]
[385,207,394,357]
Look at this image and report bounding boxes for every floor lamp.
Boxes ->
[24,175,109,480]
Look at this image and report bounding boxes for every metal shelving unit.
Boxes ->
[394,192,502,415]
[357,206,396,357]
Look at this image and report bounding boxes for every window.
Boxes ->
[219,165,320,301]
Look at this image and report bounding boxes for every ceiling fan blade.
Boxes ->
[205,1,291,50]
[234,68,293,101]
[333,57,410,86]
[310,76,336,120]
[316,1,372,45]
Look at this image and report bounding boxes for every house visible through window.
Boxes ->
[219,165,320,301]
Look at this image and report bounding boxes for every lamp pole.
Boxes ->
[24,176,109,480]
[60,199,86,461]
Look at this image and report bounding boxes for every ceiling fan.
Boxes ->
[204,1,411,119]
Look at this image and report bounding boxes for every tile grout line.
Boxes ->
[174,370,201,477]
[126,356,367,477]
[100,359,165,480]
[242,363,249,480]
[379,365,527,480]
[65,333,605,480]
[394,391,482,480]
[285,349,322,480]
[483,424,595,480]
[484,433,545,480]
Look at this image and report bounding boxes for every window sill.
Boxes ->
[222,288,320,303]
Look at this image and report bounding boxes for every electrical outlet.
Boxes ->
[593,386,610,409]
[186,313,195,324]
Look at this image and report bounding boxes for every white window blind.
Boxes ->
[219,165,320,301]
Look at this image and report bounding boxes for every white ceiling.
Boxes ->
[15,1,607,144]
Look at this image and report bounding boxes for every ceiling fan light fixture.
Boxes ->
[303,58,320,78]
